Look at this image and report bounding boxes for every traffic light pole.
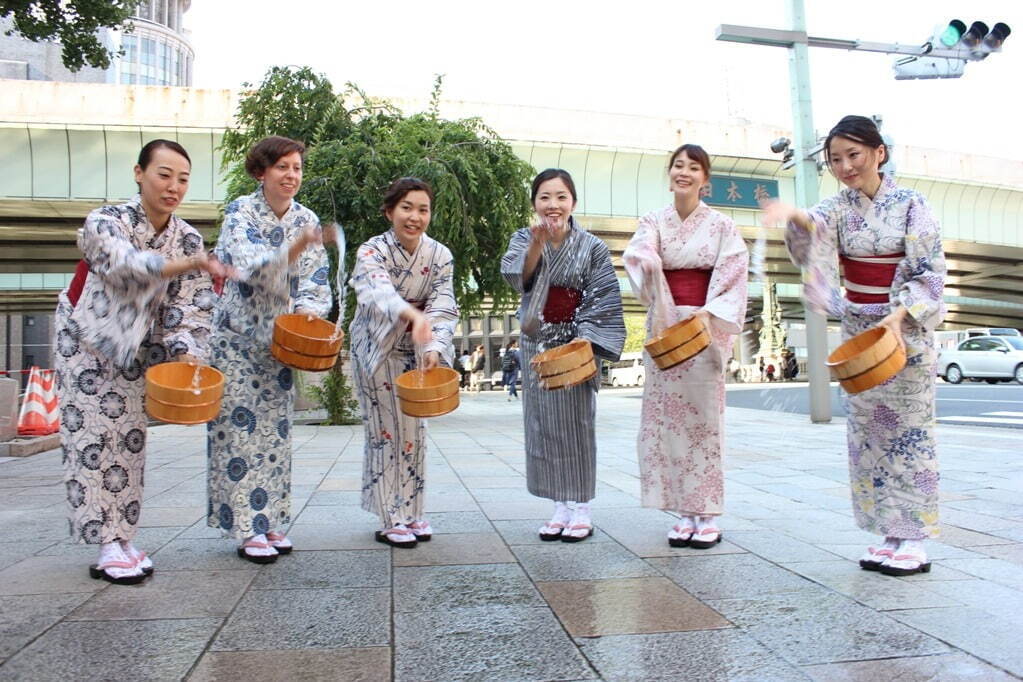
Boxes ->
[786,0,832,423]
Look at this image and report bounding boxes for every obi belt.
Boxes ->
[543,286,582,323]
[840,253,904,304]
[664,268,712,307]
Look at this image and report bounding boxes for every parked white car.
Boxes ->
[938,335,1023,384]
[606,352,645,387]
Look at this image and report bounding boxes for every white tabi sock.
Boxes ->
[98,541,143,579]
[119,539,152,571]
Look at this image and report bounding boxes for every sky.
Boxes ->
[185,0,1022,161]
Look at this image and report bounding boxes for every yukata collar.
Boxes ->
[129,193,178,240]
[253,185,294,220]
[842,173,897,211]
[671,200,709,225]
[385,226,429,258]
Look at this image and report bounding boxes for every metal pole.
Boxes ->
[787,0,831,422]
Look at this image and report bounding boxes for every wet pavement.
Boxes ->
[0,387,1021,680]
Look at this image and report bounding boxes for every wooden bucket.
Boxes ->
[145,362,225,425]
[271,313,343,372]
[532,340,596,390]
[644,315,710,370]
[395,367,460,418]
[826,326,907,394]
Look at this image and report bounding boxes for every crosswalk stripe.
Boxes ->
[938,416,1023,426]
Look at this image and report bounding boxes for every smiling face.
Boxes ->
[133,146,191,224]
[828,137,885,192]
[386,189,432,250]
[668,151,708,199]
[258,150,303,206]
[533,177,576,231]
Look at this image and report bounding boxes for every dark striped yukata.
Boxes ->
[501,219,625,502]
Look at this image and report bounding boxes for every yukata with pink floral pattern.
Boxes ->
[623,202,748,517]
[785,173,946,540]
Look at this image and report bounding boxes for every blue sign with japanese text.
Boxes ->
[701,176,778,209]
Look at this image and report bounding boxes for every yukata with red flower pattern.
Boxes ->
[349,230,458,527]
[56,196,214,544]
[623,202,748,517]
[206,189,331,538]
[785,173,946,539]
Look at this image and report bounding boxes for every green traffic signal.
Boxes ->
[939,19,967,47]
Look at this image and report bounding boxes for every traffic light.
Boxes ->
[893,19,1011,79]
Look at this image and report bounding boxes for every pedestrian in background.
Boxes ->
[503,339,521,401]
[470,344,486,392]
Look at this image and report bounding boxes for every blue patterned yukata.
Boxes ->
[206,189,333,538]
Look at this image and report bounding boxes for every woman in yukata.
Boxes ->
[623,144,749,549]
[762,115,946,576]
[502,169,625,542]
[207,136,334,563]
[349,177,459,548]
[57,139,228,584]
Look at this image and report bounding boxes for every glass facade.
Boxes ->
[118,0,193,86]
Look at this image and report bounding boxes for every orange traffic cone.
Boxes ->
[17,367,59,436]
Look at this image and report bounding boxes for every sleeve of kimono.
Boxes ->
[291,215,332,319]
[78,207,165,284]
[214,199,290,305]
[622,213,663,306]
[784,196,847,319]
[350,241,412,327]
[897,195,946,330]
[703,216,750,335]
[576,240,626,362]
[160,228,215,361]
[422,244,460,366]
[500,228,537,293]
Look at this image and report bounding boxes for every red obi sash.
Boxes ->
[67,260,90,308]
[405,300,426,331]
[840,253,903,304]
[543,286,582,323]
[664,269,712,307]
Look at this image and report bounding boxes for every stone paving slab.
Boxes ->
[0,390,1021,679]
[577,629,810,681]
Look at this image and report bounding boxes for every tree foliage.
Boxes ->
[623,314,647,353]
[220,66,536,317]
[1,1,142,71]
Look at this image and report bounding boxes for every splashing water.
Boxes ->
[751,226,768,283]
[190,364,202,396]
[414,345,426,387]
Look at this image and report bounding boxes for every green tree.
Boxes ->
[219,66,536,424]
[1,1,142,72]
[623,314,648,353]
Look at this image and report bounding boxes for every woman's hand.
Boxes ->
[760,199,810,231]
[529,219,554,246]
[688,309,711,326]
[402,307,434,346]
[421,351,440,371]
[877,306,908,351]
[288,225,323,264]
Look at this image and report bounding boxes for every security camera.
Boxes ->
[770,137,791,154]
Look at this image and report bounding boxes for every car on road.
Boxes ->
[938,335,1023,384]
[606,352,645,387]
